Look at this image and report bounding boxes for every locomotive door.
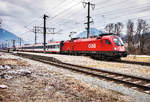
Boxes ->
[103,39,113,51]
[72,40,77,55]
[72,40,75,52]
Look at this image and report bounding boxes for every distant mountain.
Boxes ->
[76,28,105,38]
[120,33,126,38]
[0,28,23,47]
[121,32,150,43]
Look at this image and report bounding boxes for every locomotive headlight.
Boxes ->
[114,47,117,51]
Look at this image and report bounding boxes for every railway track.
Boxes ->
[110,60,150,66]
[1,50,150,67]
[13,52,150,95]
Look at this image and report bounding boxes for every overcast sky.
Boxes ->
[0,0,150,44]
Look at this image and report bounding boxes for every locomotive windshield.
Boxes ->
[113,37,124,46]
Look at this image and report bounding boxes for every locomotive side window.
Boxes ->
[105,40,111,44]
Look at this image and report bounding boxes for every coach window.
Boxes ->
[105,40,111,44]
[52,45,55,49]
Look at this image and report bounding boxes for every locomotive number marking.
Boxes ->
[88,44,96,48]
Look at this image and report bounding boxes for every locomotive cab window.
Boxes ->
[113,38,124,46]
[105,40,111,44]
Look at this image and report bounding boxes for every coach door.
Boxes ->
[60,41,64,53]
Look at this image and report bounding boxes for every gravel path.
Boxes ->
[0,52,132,102]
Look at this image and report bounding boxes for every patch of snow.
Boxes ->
[0,85,8,89]
[0,65,11,70]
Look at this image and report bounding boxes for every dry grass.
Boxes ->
[87,63,124,69]
[0,53,132,102]
[0,58,30,66]
[0,74,130,102]
[122,56,150,63]
[0,57,131,102]
[139,67,150,74]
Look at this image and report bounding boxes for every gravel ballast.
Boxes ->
[0,52,133,102]
[17,52,150,79]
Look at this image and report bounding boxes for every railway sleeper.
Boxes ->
[144,83,150,87]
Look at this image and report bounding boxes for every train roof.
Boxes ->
[47,41,60,45]
[99,33,115,36]
[65,33,118,43]
[22,41,61,47]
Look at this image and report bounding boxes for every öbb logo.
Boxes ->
[88,44,96,48]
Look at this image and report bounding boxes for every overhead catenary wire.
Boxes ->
[48,3,86,26]
[48,0,150,27]
[95,3,150,17]
[46,1,82,22]
[24,0,150,35]
[3,0,150,44]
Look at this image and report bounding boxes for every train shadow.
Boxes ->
[90,56,150,67]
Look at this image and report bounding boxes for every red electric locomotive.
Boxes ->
[61,34,127,59]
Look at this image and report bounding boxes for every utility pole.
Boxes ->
[48,27,56,42]
[5,40,8,48]
[32,26,56,44]
[2,43,3,49]
[12,40,15,47]
[12,40,16,51]
[32,26,41,44]
[19,38,21,46]
[43,14,49,53]
[51,28,56,34]
[83,2,95,38]
[7,40,10,48]
[33,26,37,44]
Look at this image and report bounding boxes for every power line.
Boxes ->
[44,0,68,16]
[4,0,150,44]
[24,15,43,29]
[23,0,150,32]
[51,0,68,10]
[48,4,85,26]
[48,1,88,35]
[94,0,149,13]
[47,0,150,34]
[109,14,150,23]
[95,0,133,11]
[47,1,81,23]
[95,3,150,17]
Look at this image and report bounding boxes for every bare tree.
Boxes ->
[114,22,124,36]
[144,37,150,54]
[136,19,149,54]
[104,23,114,33]
[105,22,123,36]
[127,20,134,53]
